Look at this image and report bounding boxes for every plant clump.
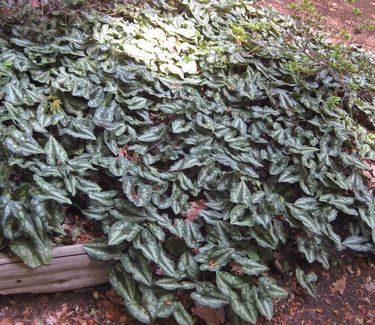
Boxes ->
[0,0,374,324]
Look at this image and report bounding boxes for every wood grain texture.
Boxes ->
[0,244,109,295]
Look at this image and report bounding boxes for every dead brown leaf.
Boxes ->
[184,200,207,222]
[0,319,12,325]
[345,265,354,274]
[105,310,115,321]
[208,259,217,267]
[192,304,225,325]
[31,0,40,8]
[22,306,31,317]
[105,289,124,305]
[117,145,134,161]
[229,261,245,276]
[362,159,375,189]
[364,281,375,293]
[331,273,347,295]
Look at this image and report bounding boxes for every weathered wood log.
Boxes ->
[0,244,108,295]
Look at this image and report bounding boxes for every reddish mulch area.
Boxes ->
[0,251,374,325]
[0,287,129,325]
[58,207,102,245]
[261,251,375,325]
[259,0,375,50]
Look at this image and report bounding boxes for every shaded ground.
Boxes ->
[0,251,374,324]
[0,287,129,325]
[261,251,375,325]
[0,1,374,324]
[259,0,375,50]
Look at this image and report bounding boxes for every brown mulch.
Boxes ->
[0,287,129,325]
[259,0,375,51]
[0,251,374,325]
[258,251,375,325]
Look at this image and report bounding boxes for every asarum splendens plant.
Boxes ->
[0,0,374,324]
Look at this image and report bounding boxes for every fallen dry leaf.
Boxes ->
[118,145,134,160]
[362,159,375,189]
[362,296,371,304]
[364,281,375,293]
[31,0,40,8]
[331,273,347,295]
[229,261,245,276]
[184,200,207,222]
[46,314,59,324]
[345,265,354,274]
[22,306,31,317]
[105,289,124,305]
[208,259,217,267]
[0,320,12,325]
[192,304,225,325]
[105,310,115,321]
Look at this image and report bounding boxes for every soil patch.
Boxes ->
[0,286,130,325]
[260,250,375,325]
[0,251,374,324]
[259,0,375,50]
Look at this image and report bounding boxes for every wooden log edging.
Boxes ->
[0,244,108,295]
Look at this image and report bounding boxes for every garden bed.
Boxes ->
[0,1,374,324]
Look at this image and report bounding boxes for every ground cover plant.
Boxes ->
[0,0,374,324]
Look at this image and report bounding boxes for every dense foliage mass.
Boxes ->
[0,0,374,323]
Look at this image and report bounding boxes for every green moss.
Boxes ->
[245,21,272,31]
[352,7,362,16]
[229,21,248,43]
[47,94,62,112]
[287,0,317,14]
[229,20,272,45]
[326,95,341,109]
[286,60,313,75]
